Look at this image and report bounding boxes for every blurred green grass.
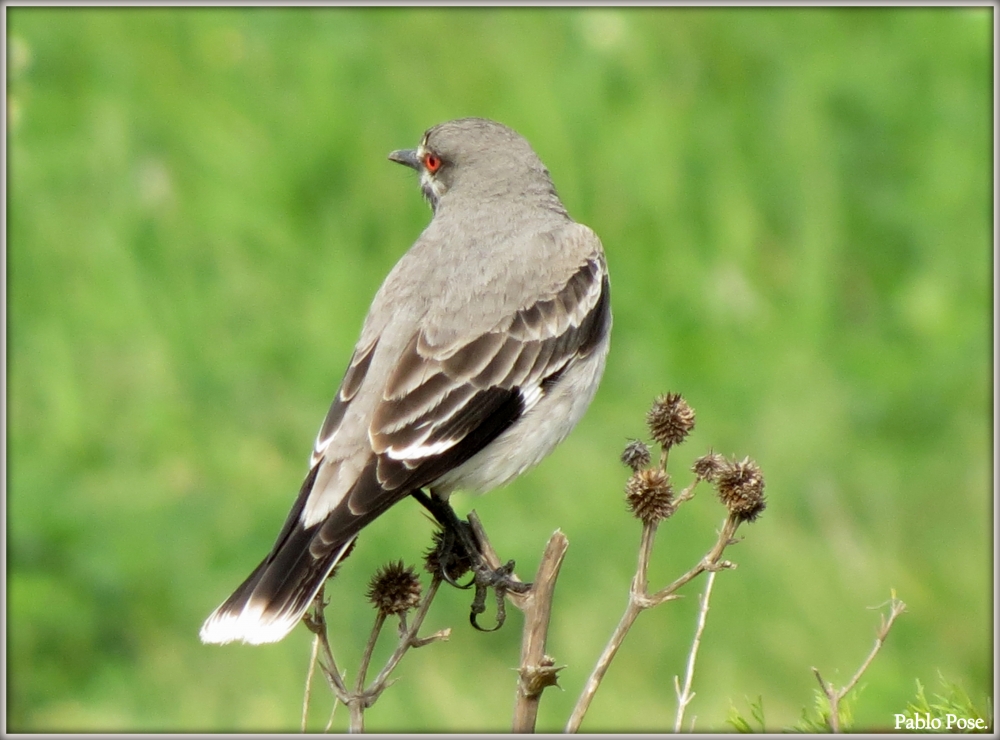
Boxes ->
[7,6,992,732]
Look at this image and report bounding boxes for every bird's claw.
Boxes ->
[468,559,531,632]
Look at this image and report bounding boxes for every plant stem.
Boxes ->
[566,519,659,733]
[812,594,907,732]
[565,596,644,733]
[511,530,570,733]
[367,576,447,691]
[302,633,321,731]
[302,569,450,732]
[348,611,387,732]
[465,511,572,734]
[567,515,741,733]
[673,569,717,732]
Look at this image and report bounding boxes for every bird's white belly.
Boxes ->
[431,344,608,497]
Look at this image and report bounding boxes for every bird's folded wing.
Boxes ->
[304,228,610,528]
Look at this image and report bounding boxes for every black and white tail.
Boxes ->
[200,464,360,645]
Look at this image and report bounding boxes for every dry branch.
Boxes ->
[468,511,570,733]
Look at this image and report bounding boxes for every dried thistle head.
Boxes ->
[625,468,675,525]
[715,456,766,523]
[620,439,652,472]
[367,560,422,616]
[646,393,695,450]
[424,527,473,583]
[692,451,726,482]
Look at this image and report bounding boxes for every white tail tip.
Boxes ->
[199,600,303,645]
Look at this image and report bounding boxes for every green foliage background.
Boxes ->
[7,6,992,732]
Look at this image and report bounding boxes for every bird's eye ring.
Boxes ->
[423,152,442,174]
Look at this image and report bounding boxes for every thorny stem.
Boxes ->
[355,612,387,695]
[812,594,907,732]
[649,514,739,606]
[566,587,645,734]
[566,509,741,733]
[348,689,366,732]
[659,447,671,474]
[304,597,351,730]
[634,520,657,596]
[511,532,570,733]
[466,512,571,734]
[673,569,717,732]
[367,577,448,690]
[349,611,387,732]
[302,574,450,733]
[303,586,350,701]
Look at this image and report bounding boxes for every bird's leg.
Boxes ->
[429,510,476,590]
[412,490,530,631]
[412,491,476,588]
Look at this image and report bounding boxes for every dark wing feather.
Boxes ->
[313,338,378,464]
[368,255,610,488]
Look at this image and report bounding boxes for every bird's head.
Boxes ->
[388,117,557,212]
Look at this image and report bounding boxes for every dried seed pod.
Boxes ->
[367,560,422,616]
[646,392,695,450]
[715,456,766,523]
[692,451,726,482]
[625,468,675,525]
[621,439,652,471]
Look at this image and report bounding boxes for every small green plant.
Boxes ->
[897,674,993,733]
[726,604,993,734]
[808,593,906,732]
[793,684,862,733]
[727,695,767,733]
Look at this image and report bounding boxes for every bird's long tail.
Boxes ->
[200,464,356,645]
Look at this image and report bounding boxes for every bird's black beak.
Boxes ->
[388,148,421,170]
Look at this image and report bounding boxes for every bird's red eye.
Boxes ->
[423,152,442,173]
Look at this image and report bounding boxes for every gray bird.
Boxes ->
[200,117,611,645]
